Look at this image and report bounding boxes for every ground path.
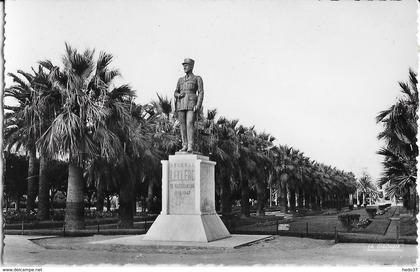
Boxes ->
[3,234,417,266]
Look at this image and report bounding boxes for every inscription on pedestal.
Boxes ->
[200,163,214,213]
[168,161,195,214]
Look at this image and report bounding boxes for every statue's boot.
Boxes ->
[179,145,188,152]
[187,144,193,153]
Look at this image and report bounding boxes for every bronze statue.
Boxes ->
[174,58,204,153]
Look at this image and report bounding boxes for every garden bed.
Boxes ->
[5,214,157,230]
[4,228,146,236]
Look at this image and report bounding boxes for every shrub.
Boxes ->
[366,207,377,219]
[338,213,360,231]
[4,210,37,223]
[50,209,65,221]
[356,218,372,228]
[84,209,118,219]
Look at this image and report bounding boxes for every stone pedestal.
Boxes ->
[144,153,230,242]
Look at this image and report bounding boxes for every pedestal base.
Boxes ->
[144,154,230,242]
[144,213,230,242]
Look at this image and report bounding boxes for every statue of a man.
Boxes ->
[174,58,204,153]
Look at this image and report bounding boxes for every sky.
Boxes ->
[4,0,418,180]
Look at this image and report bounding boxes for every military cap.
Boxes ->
[182,58,195,65]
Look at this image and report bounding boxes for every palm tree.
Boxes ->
[376,69,418,212]
[5,71,40,212]
[212,116,239,215]
[357,171,377,206]
[30,63,65,220]
[38,44,129,231]
[252,132,274,216]
[236,125,257,217]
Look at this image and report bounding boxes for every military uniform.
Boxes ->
[174,74,204,111]
[174,58,204,152]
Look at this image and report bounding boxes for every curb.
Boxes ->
[5,229,146,236]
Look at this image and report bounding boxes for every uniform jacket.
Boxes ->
[174,74,204,111]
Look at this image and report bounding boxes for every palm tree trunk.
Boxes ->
[324,194,329,208]
[356,189,360,206]
[336,193,342,210]
[319,192,324,209]
[289,187,296,213]
[26,147,37,211]
[65,163,85,231]
[278,181,287,213]
[304,189,310,209]
[16,195,21,210]
[106,194,111,212]
[146,180,154,213]
[256,181,266,216]
[240,178,250,217]
[37,156,50,220]
[118,179,134,228]
[409,186,416,213]
[310,193,317,210]
[297,186,304,211]
[220,175,232,216]
[96,179,105,212]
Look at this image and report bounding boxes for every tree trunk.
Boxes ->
[278,181,287,213]
[324,194,329,208]
[336,193,342,210]
[328,194,332,208]
[289,187,296,213]
[106,194,111,212]
[96,178,105,212]
[310,193,317,210]
[356,189,360,206]
[65,163,85,231]
[297,186,304,211]
[50,190,56,215]
[26,147,37,211]
[118,179,134,228]
[240,178,250,217]
[16,195,21,210]
[256,181,266,216]
[304,189,310,209]
[37,156,50,220]
[4,196,8,212]
[146,180,154,213]
[220,175,232,216]
[318,193,323,210]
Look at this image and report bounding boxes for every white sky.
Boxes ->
[4,0,418,180]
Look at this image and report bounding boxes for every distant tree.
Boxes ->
[357,171,378,206]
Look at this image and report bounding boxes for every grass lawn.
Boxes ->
[232,205,417,243]
[400,216,417,236]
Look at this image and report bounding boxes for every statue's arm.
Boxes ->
[174,78,182,98]
[196,76,204,109]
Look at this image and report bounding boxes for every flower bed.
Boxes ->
[356,218,372,228]
[338,213,360,231]
[84,210,119,219]
[4,210,37,223]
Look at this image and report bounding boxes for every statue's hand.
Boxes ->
[193,106,200,113]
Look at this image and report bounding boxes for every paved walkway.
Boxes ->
[3,234,417,266]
